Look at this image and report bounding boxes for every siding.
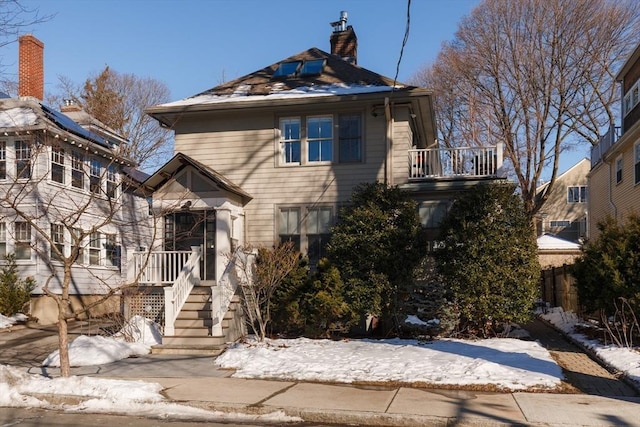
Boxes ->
[173,104,405,246]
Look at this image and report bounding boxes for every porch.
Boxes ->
[408,144,505,180]
[126,246,251,354]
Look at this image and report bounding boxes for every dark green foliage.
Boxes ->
[434,183,539,337]
[303,258,354,337]
[573,215,640,317]
[327,182,428,332]
[0,254,36,316]
[269,256,309,336]
[404,257,459,337]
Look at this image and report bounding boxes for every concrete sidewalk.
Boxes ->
[3,321,640,426]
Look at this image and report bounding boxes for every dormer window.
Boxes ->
[274,61,302,78]
[273,59,326,78]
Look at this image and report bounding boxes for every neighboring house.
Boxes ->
[535,158,590,243]
[0,35,152,323]
[536,233,581,270]
[589,41,640,240]
[138,13,507,351]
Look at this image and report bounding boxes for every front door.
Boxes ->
[165,210,216,281]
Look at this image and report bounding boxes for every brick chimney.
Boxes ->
[18,34,44,100]
[330,11,357,64]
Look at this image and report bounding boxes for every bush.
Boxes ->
[0,254,36,316]
[573,214,640,343]
[269,255,309,337]
[327,182,427,333]
[434,183,539,337]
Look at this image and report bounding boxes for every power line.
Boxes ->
[393,0,411,90]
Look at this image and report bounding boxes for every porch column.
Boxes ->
[215,207,232,284]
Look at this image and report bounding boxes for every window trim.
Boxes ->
[279,117,302,165]
[51,146,65,184]
[616,155,623,184]
[567,185,587,203]
[15,139,31,180]
[14,221,32,261]
[50,223,65,262]
[0,222,6,259]
[0,140,6,180]
[306,115,333,163]
[624,79,640,117]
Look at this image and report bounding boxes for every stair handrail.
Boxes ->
[211,248,254,336]
[164,246,201,336]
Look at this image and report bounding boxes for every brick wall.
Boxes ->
[18,34,44,100]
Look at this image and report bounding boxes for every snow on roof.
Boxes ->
[0,107,38,127]
[158,83,400,108]
[537,233,580,250]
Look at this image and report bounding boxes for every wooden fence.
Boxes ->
[539,264,580,313]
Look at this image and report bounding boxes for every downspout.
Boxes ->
[606,160,618,221]
[384,97,392,185]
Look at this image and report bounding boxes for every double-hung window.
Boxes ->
[616,156,623,184]
[89,232,101,265]
[567,186,587,203]
[71,228,83,264]
[280,118,301,164]
[51,224,65,262]
[105,234,120,268]
[307,116,333,162]
[90,159,102,194]
[106,165,117,199]
[15,221,31,260]
[635,143,640,185]
[338,114,362,162]
[278,207,301,251]
[307,207,332,267]
[0,141,6,179]
[0,222,5,258]
[72,151,84,189]
[51,147,65,184]
[15,140,31,179]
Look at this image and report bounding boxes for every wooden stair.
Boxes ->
[151,286,244,355]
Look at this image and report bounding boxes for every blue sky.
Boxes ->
[1,0,587,177]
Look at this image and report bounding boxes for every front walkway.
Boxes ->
[522,319,639,397]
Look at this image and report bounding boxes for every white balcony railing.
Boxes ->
[164,246,201,335]
[128,250,193,285]
[211,249,254,336]
[408,144,504,180]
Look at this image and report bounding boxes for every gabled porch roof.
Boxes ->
[143,152,252,205]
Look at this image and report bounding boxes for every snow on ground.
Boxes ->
[216,336,563,390]
[0,364,299,423]
[0,313,28,329]
[42,315,162,367]
[541,307,640,388]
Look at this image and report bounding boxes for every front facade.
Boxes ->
[535,158,590,243]
[589,42,640,240]
[147,15,506,268]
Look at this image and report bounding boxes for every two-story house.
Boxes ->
[535,158,590,243]
[0,35,153,324]
[138,13,506,351]
[589,41,640,240]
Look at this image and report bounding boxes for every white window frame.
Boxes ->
[50,223,65,262]
[106,165,118,199]
[89,232,101,265]
[616,155,623,184]
[306,115,333,163]
[0,222,6,259]
[51,146,65,184]
[624,79,640,116]
[89,158,102,194]
[279,118,301,165]
[14,221,32,260]
[0,140,6,180]
[15,139,31,179]
[567,186,587,203]
[71,151,85,189]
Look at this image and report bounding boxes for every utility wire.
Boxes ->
[393,0,411,91]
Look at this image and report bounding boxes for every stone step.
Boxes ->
[162,335,227,346]
[150,344,225,356]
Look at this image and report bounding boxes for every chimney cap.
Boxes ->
[330,10,348,33]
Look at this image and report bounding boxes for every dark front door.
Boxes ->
[165,210,216,281]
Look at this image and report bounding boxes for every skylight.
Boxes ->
[299,59,326,76]
[273,61,302,77]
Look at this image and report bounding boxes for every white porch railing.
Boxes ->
[211,249,254,336]
[128,250,193,285]
[163,246,201,336]
[408,144,504,180]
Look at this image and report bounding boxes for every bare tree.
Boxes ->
[55,66,173,171]
[412,0,640,219]
[0,1,52,91]
[0,126,167,376]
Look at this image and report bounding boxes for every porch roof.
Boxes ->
[143,152,253,204]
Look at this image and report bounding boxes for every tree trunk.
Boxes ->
[57,314,71,377]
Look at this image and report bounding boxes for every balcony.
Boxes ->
[408,144,504,180]
[591,125,621,166]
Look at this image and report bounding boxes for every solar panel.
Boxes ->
[41,104,111,149]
